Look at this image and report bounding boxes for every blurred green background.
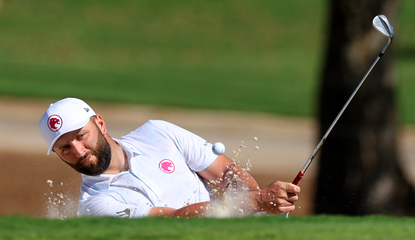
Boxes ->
[0,0,413,122]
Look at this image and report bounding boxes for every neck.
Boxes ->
[102,137,129,174]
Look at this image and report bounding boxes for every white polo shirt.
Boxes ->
[77,120,218,218]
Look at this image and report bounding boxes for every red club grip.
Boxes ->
[292,171,305,185]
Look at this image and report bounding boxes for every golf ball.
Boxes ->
[212,142,226,155]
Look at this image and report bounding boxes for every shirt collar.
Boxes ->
[80,139,141,189]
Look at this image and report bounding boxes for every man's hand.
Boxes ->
[251,181,301,214]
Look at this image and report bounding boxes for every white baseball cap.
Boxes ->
[39,98,96,155]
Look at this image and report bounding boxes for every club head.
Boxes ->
[372,15,395,54]
[372,15,395,39]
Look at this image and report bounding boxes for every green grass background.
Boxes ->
[1,0,413,122]
[1,215,415,240]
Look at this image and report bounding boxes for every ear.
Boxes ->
[93,114,108,135]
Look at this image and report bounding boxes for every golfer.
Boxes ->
[39,98,300,218]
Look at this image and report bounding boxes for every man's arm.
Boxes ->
[148,181,300,217]
[148,155,300,217]
[198,154,260,191]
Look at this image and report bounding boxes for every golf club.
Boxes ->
[283,14,395,218]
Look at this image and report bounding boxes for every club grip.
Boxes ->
[292,171,305,185]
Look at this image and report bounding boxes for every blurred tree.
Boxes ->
[315,0,415,215]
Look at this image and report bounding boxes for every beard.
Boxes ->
[61,124,112,176]
[77,129,112,176]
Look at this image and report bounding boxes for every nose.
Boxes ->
[72,141,86,158]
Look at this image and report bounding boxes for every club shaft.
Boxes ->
[292,54,383,186]
[283,15,393,218]
[283,53,384,219]
[304,54,382,176]
[294,16,394,182]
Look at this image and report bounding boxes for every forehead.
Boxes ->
[53,120,95,148]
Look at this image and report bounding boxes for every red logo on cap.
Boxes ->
[48,115,63,132]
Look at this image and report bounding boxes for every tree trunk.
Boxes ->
[315,0,415,215]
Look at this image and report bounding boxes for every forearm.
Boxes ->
[204,155,260,192]
[148,202,211,217]
[149,192,260,218]
[149,181,300,218]
[224,164,260,191]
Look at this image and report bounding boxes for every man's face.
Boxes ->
[53,119,112,176]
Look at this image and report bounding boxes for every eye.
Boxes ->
[61,145,69,154]
[77,133,86,140]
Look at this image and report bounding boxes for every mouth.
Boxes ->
[81,154,94,165]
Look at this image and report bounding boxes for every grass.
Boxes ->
[0,0,414,123]
[0,59,317,116]
[1,215,415,240]
[0,0,324,117]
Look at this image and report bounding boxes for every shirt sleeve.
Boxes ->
[151,120,218,172]
[78,189,153,218]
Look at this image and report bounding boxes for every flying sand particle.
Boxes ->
[47,180,53,187]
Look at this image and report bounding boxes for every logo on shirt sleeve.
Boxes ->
[159,159,175,174]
